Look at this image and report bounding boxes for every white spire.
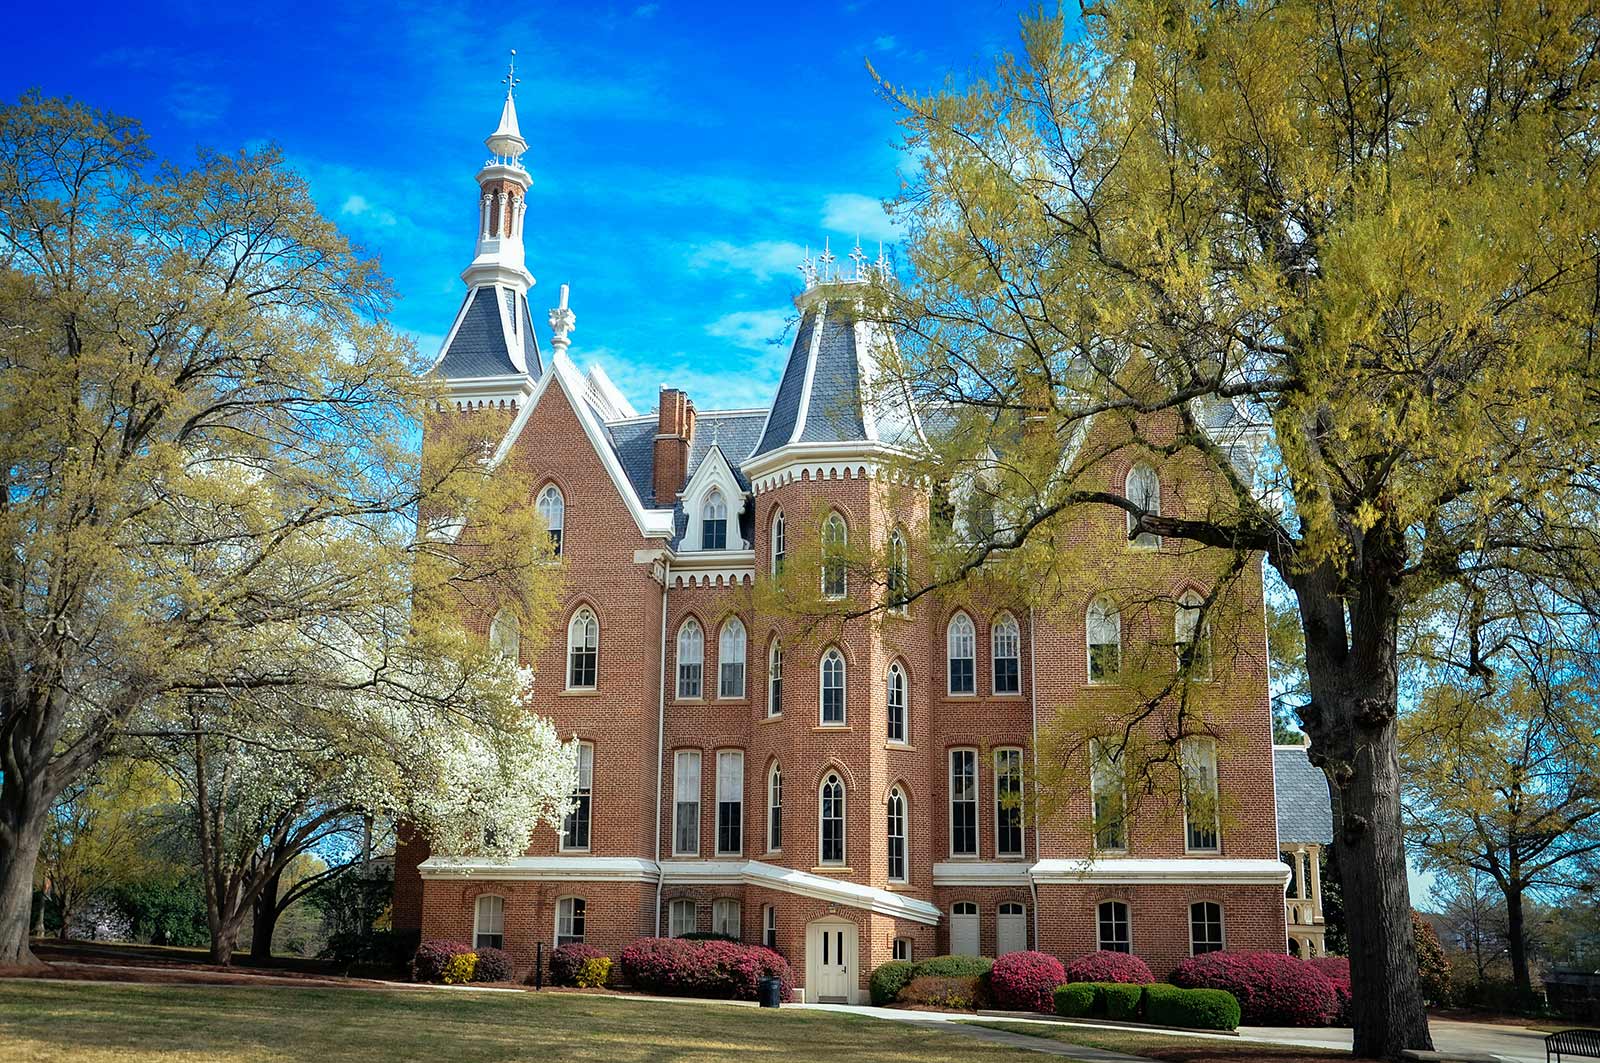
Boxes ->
[485,50,527,164]
[462,50,535,293]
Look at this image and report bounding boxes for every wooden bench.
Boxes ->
[1547,1029,1600,1063]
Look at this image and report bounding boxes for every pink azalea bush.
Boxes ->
[1309,957,1352,1024]
[411,939,475,984]
[471,945,514,983]
[990,951,1068,1013]
[1063,950,1155,985]
[550,943,609,987]
[619,937,796,1001]
[1171,950,1338,1026]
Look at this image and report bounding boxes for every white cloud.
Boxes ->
[821,192,903,244]
[340,194,398,228]
[705,309,793,352]
[688,240,808,282]
[873,35,899,52]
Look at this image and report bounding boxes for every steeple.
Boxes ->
[463,51,535,292]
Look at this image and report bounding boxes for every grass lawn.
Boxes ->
[965,1022,1353,1063]
[0,980,1072,1063]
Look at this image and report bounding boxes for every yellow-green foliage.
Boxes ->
[573,957,612,989]
[441,953,478,986]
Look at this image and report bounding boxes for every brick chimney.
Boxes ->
[653,387,695,505]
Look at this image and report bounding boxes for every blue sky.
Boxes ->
[6,0,1045,413]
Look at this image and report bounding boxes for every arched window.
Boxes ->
[567,609,598,689]
[1125,464,1160,549]
[1086,597,1121,682]
[1097,900,1131,952]
[820,649,846,725]
[766,640,783,717]
[819,772,846,865]
[555,896,585,946]
[886,662,908,744]
[560,742,593,851]
[1176,592,1213,681]
[821,513,848,598]
[474,895,505,950]
[992,613,1020,694]
[1181,737,1220,851]
[770,509,786,575]
[702,488,728,550]
[537,485,565,556]
[718,618,747,698]
[947,613,976,694]
[676,619,704,699]
[887,786,908,883]
[767,761,783,852]
[1091,739,1128,852]
[1190,901,1225,955]
[489,609,520,664]
[887,529,909,614]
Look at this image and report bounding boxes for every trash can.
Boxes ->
[758,975,782,1008]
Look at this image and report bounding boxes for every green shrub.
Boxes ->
[1100,981,1145,1020]
[1144,983,1241,1031]
[870,961,917,1006]
[913,954,994,979]
[573,956,612,988]
[1055,981,1098,1017]
[440,951,478,985]
[900,974,990,1009]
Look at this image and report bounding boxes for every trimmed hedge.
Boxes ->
[471,946,514,983]
[1055,982,1098,1017]
[1171,950,1337,1026]
[412,939,475,984]
[900,974,990,1009]
[1144,983,1241,1031]
[913,954,995,979]
[1100,981,1145,1020]
[991,951,1067,1014]
[870,961,916,1006]
[551,944,609,987]
[1063,950,1155,985]
[618,937,795,1001]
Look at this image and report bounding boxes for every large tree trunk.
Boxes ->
[250,868,281,964]
[0,783,50,967]
[208,890,248,966]
[1504,883,1530,1000]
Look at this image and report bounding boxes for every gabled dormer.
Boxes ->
[677,444,750,553]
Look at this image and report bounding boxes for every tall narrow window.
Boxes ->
[537,485,565,556]
[556,897,586,946]
[1087,597,1121,683]
[716,750,744,855]
[820,649,846,725]
[1125,463,1161,549]
[561,742,593,851]
[702,488,728,550]
[1182,737,1221,851]
[712,898,741,938]
[673,750,701,856]
[1091,739,1128,852]
[887,530,909,614]
[719,618,747,698]
[668,898,696,938]
[676,619,704,699]
[947,613,976,694]
[994,748,1024,857]
[949,749,978,857]
[992,613,1021,694]
[474,895,505,950]
[1097,900,1131,952]
[767,640,783,717]
[822,513,848,598]
[1175,592,1213,681]
[489,610,520,664]
[887,787,908,883]
[1190,901,1225,955]
[771,509,786,575]
[886,662,907,744]
[567,608,598,689]
[767,761,783,852]
[762,905,777,949]
[819,772,846,865]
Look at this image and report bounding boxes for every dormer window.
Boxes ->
[537,485,565,556]
[702,489,728,550]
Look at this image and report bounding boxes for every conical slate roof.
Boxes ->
[432,286,543,380]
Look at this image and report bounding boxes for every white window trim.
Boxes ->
[886,661,908,745]
[474,894,505,950]
[566,608,598,690]
[676,618,704,700]
[712,897,742,938]
[718,618,747,699]
[1086,596,1121,685]
[818,772,847,866]
[892,937,913,962]
[715,749,744,857]
[668,898,697,938]
[766,761,783,853]
[1176,592,1213,682]
[1182,737,1222,853]
[770,508,786,575]
[946,612,976,696]
[767,640,782,717]
[1097,899,1133,953]
[993,747,1025,859]
[489,609,521,664]
[991,612,1021,695]
[948,747,979,859]
[1090,738,1129,854]
[887,529,909,616]
[554,895,586,946]
[821,511,848,599]
[887,786,909,883]
[1188,900,1226,956]
[819,648,847,727]
[1126,463,1161,550]
[762,904,777,949]
[673,749,701,857]
[559,741,594,852]
[537,484,565,556]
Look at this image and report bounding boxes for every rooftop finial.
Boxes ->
[549,283,576,354]
[486,50,528,164]
[504,49,520,97]
[817,237,836,283]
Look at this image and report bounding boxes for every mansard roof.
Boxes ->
[431,284,543,382]
[1274,745,1334,845]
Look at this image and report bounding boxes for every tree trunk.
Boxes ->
[0,784,49,967]
[250,868,281,964]
[208,901,247,966]
[1504,884,1530,1000]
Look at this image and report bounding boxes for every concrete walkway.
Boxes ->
[1237,1019,1552,1063]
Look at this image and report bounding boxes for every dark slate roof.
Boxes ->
[1275,746,1334,844]
[753,309,815,455]
[433,286,521,379]
[604,417,658,505]
[689,412,766,490]
[518,294,543,378]
[798,308,866,443]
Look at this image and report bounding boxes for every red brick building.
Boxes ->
[394,83,1291,1003]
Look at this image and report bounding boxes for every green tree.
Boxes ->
[0,94,562,966]
[868,2,1600,1055]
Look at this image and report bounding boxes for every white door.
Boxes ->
[806,919,857,1003]
[996,903,1027,956]
[950,902,980,956]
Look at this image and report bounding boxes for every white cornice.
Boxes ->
[663,549,756,588]
[1029,857,1291,886]
[742,440,916,494]
[419,856,657,883]
[661,859,942,924]
[931,861,1033,888]
[441,374,537,410]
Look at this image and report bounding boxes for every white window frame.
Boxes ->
[991,612,1021,694]
[1182,737,1221,852]
[1090,738,1128,853]
[892,937,912,962]
[537,484,565,556]
[1097,899,1132,953]
[555,896,586,947]
[676,619,704,699]
[560,741,593,852]
[766,761,782,852]
[886,661,908,744]
[566,608,598,690]
[474,894,505,950]
[718,618,747,699]
[1086,596,1121,683]
[887,529,909,615]
[1176,591,1213,681]
[715,749,744,856]
[948,748,979,858]
[702,488,729,550]
[946,612,976,695]
[767,640,782,717]
[819,648,846,726]
[673,749,701,856]
[819,771,846,866]
[668,898,697,938]
[763,905,777,949]
[712,897,742,939]
[770,508,786,575]
[821,512,848,598]
[1189,900,1226,955]
[997,901,1028,956]
[489,609,520,664]
[994,747,1024,858]
[887,786,908,883]
[1125,463,1161,549]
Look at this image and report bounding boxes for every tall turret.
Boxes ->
[463,56,535,292]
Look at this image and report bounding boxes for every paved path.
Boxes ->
[1238,1019,1551,1063]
